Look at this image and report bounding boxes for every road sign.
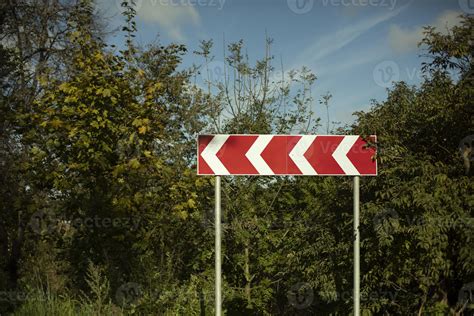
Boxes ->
[198,135,377,176]
[198,134,377,316]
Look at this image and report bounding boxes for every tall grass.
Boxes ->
[14,262,123,316]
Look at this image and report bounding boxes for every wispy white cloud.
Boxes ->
[389,10,463,54]
[293,2,411,68]
[137,1,201,41]
[314,45,387,78]
[97,0,202,41]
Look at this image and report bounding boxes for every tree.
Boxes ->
[351,14,473,315]
[193,37,322,314]
[0,0,105,297]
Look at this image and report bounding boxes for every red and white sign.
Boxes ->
[197,135,377,176]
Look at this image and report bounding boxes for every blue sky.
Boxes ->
[98,0,468,128]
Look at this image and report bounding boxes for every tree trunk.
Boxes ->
[244,244,251,306]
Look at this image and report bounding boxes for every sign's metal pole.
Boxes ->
[353,176,360,316]
[215,176,222,316]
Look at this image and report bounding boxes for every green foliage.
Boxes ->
[14,262,119,316]
[352,15,473,315]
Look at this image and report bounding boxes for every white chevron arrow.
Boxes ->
[289,135,318,175]
[332,136,360,175]
[245,135,274,175]
[201,135,230,175]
